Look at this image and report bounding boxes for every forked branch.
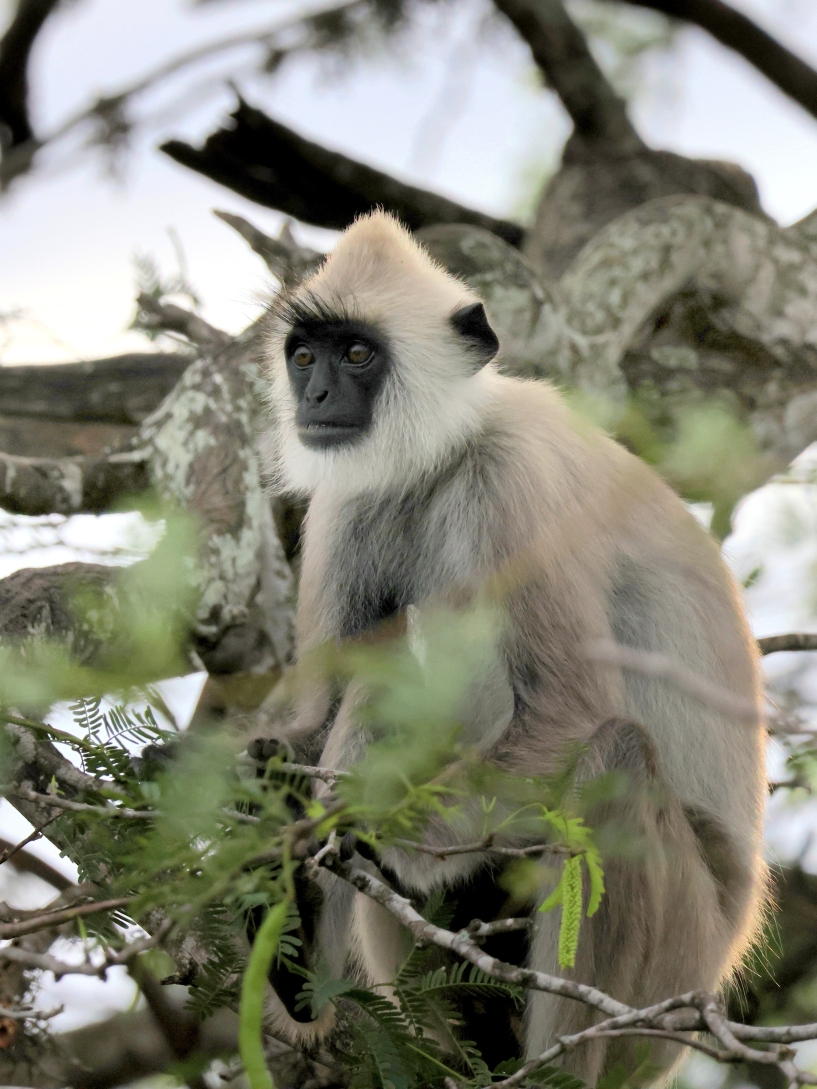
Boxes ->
[318,853,817,1088]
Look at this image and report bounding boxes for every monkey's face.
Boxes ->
[285,318,391,449]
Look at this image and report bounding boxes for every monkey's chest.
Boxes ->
[329,505,431,639]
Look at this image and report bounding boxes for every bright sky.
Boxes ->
[1,0,817,362]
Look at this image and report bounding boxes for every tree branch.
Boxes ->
[134,295,229,349]
[320,855,817,1088]
[0,353,191,426]
[0,0,64,150]
[620,0,817,123]
[0,836,73,890]
[490,0,645,155]
[214,210,323,286]
[0,449,149,515]
[0,894,134,940]
[161,99,525,245]
[759,634,817,655]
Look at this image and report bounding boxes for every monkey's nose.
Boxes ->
[307,387,329,404]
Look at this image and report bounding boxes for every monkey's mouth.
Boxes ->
[298,422,364,448]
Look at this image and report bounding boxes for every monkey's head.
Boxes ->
[265,211,500,496]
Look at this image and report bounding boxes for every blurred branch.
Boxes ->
[490,0,645,155]
[161,99,525,245]
[0,448,149,515]
[0,0,363,186]
[0,894,133,940]
[0,353,192,426]
[759,634,817,655]
[0,0,64,150]
[0,920,171,977]
[214,210,323,286]
[0,836,73,890]
[585,639,759,722]
[620,0,817,123]
[134,294,229,349]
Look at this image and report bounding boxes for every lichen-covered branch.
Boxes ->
[425,199,817,476]
[0,449,149,515]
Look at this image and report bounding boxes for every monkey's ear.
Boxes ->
[451,302,499,369]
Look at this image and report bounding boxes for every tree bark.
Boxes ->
[0,0,64,150]
[0,353,192,426]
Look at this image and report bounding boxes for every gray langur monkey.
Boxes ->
[260,211,767,1082]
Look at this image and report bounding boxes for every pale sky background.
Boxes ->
[3,0,817,1055]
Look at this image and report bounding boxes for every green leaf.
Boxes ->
[239,899,289,1089]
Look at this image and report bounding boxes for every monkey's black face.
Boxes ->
[285,319,391,449]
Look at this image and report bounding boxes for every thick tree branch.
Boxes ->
[0,353,191,426]
[0,0,63,150]
[491,0,645,155]
[0,449,149,515]
[161,99,525,246]
[0,562,118,658]
[621,0,817,123]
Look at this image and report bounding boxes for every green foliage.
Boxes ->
[240,900,290,1089]
[0,548,608,1087]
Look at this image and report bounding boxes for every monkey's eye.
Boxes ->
[346,342,372,365]
[292,345,314,368]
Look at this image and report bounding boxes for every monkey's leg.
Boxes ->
[526,717,758,1087]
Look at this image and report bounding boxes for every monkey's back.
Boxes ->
[476,374,765,886]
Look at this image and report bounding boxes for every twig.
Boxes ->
[0,895,134,940]
[465,917,533,939]
[135,294,229,349]
[279,761,341,786]
[12,784,158,820]
[320,857,817,1088]
[759,634,817,655]
[393,834,572,860]
[318,855,629,1017]
[585,640,759,722]
[214,211,322,287]
[0,814,60,865]
[0,917,174,979]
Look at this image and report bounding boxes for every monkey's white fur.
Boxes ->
[262,212,767,1084]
